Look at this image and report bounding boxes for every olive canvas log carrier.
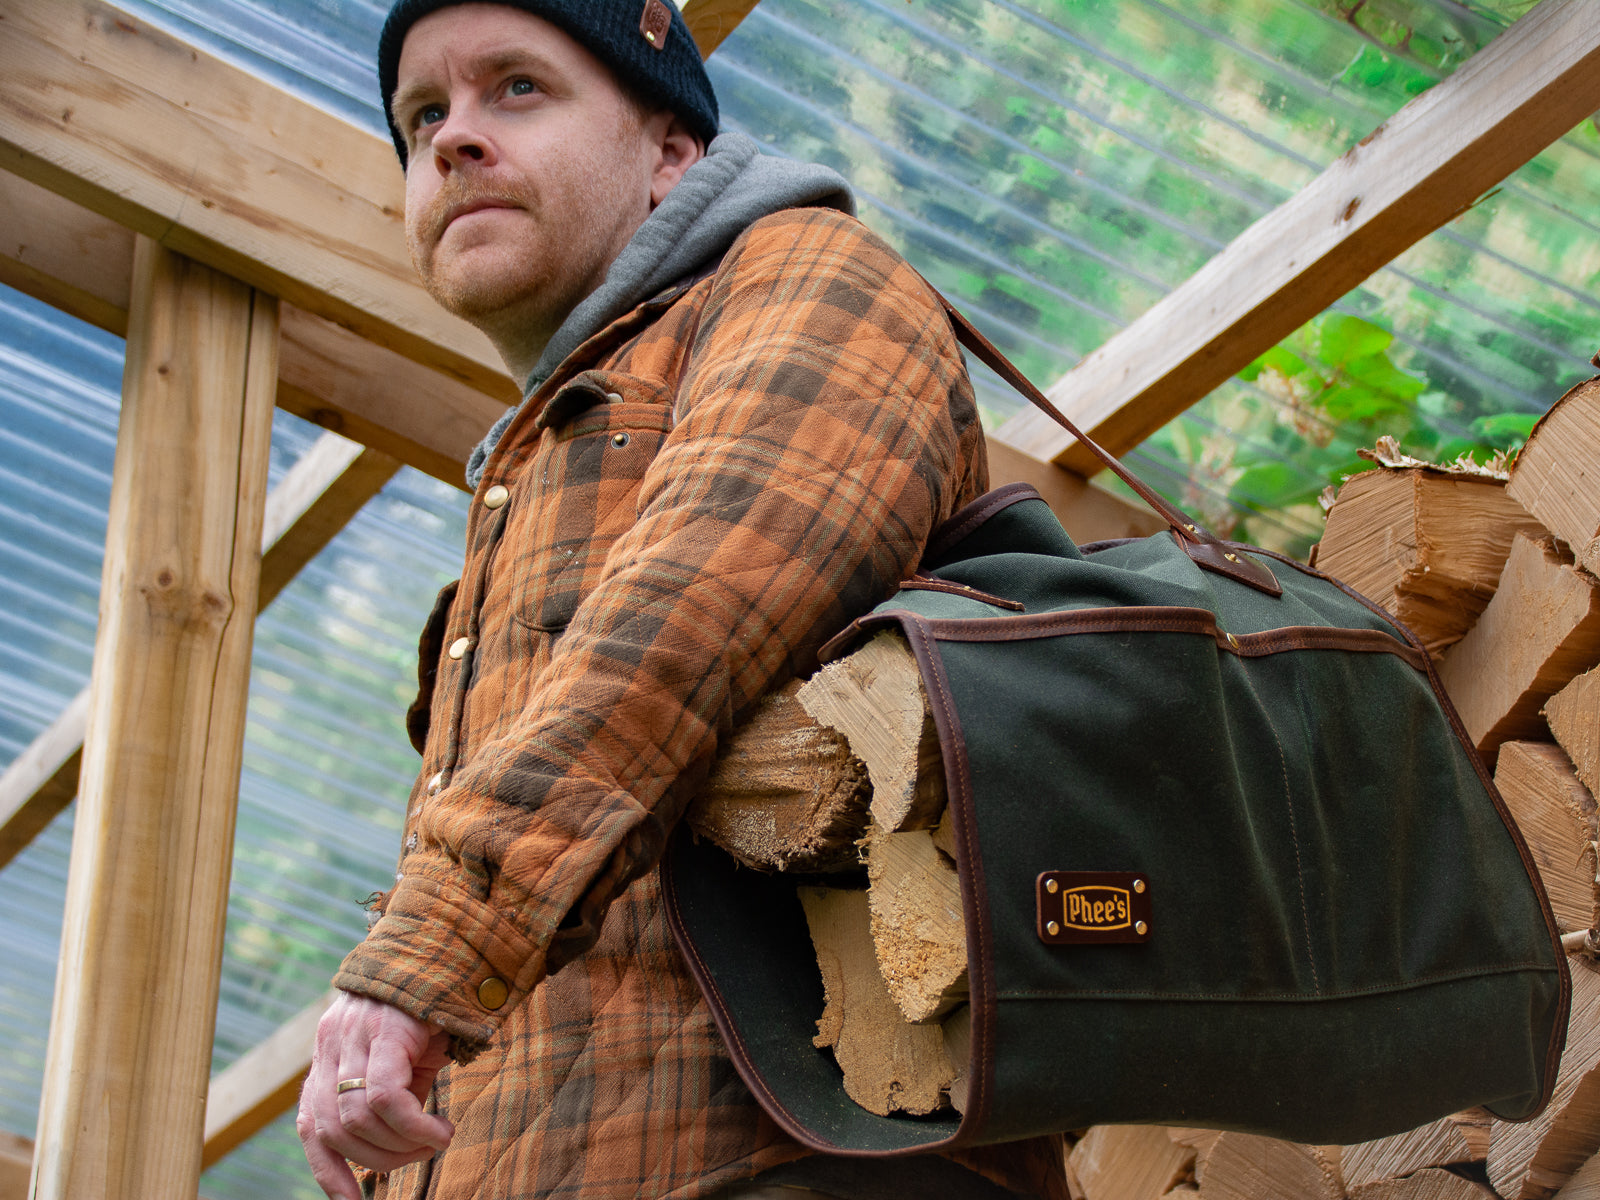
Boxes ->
[663,298,1569,1154]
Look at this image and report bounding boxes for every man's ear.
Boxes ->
[649,112,706,208]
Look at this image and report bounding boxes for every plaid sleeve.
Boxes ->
[336,210,986,1050]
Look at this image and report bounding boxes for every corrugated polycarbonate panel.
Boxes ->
[3,0,1598,1193]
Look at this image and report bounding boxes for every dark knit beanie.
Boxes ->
[377,0,720,165]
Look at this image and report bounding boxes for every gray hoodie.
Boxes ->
[464,132,854,488]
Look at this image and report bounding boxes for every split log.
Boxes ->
[1436,533,1600,765]
[865,822,968,1023]
[1348,1168,1498,1200]
[686,682,869,873]
[1187,1133,1342,1200]
[799,631,945,832]
[1555,1150,1600,1197]
[1488,956,1600,1199]
[941,1003,971,1115]
[1068,1124,1195,1200]
[1315,458,1541,653]
[799,886,953,1116]
[1507,376,1600,578]
[1495,743,1599,937]
[1546,668,1600,800]
[1342,1110,1492,1191]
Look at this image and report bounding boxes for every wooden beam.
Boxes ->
[0,689,88,871]
[276,305,503,487]
[0,170,507,490]
[994,0,1600,476]
[30,239,278,1200]
[0,167,133,336]
[0,431,398,872]
[0,1131,30,1200]
[257,435,401,605]
[683,0,763,55]
[984,438,1166,543]
[201,991,332,1168]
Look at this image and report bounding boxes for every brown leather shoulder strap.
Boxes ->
[935,291,1281,597]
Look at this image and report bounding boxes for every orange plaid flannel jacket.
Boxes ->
[335,208,1069,1200]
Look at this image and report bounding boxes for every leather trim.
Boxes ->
[897,574,1025,612]
[892,613,990,1144]
[923,483,1042,562]
[852,604,1430,671]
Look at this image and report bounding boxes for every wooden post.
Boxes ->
[29,238,278,1200]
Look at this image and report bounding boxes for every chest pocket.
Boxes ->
[508,386,674,634]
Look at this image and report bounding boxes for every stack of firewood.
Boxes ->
[683,370,1600,1197]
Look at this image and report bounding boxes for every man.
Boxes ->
[297,3,1068,1197]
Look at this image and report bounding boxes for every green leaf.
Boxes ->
[1341,353,1425,402]
[1232,462,1314,509]
[1319,384,1411,423]
[1312,314,1393,367]
[1471,411,1539,444]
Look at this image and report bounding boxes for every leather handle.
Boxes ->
[937,293,1282,598]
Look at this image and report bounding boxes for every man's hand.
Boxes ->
[297,990,455,1200]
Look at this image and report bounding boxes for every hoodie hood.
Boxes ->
[465,133,854,488]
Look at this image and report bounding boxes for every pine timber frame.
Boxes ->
[0,0,1597,1191]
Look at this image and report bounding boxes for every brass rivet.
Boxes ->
[448,636,474,660]
[1224,551,1240,563]
[1225,632,1239,649]
[1135,920,1148,936]
[644,29,656,41]
[478,977,509,1010]
[483,484,510,509]
[611,432,631,448]
[1185,524,1197,532]
[1133,879,1145,894]
[1045,878,1059,894]
[1046,921,1060,936]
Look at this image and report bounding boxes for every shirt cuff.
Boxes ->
[333,868,544,1060]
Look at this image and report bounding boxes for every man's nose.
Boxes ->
[431,108,497,173]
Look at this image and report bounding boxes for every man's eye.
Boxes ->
[507,78,536,97]
[417,103,447,128]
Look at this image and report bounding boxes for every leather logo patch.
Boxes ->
[1037,871,1151,944]
[639,0,672,50]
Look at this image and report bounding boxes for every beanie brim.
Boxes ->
[377,0,720,166]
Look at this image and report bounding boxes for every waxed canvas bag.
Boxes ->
[663,299,1569,1155]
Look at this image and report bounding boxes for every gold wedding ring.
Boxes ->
[336,1078,369,1094]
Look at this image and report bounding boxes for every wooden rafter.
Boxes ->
[997,0,1600,476]
[683,0,763,55]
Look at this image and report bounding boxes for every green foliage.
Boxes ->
[1142,311,1540,559]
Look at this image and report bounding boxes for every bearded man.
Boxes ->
[296,3,1068,1198]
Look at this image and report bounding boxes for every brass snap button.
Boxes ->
[448,636,474,660]
[482,485,510,509]
[478,977,509,1010]
[611,432,631,448]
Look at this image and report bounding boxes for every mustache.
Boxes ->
[413,179,532,244]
